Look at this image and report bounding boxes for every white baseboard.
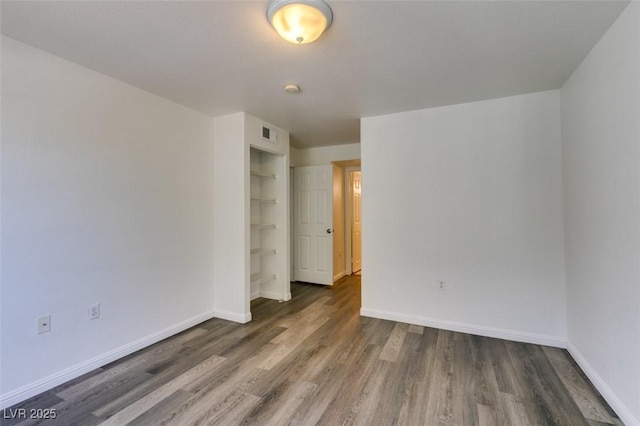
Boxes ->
[213,309,252,324]
[0,309,218,410]
[333,271,346,282]
[567,340,639,426]
[259,290,291,301]
[360,307,565,348]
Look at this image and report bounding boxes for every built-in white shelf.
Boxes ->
[249,142,288,305]
[250,248,277,256]
[251,197,277,203]
[251,223,277,230]
[250,169,276,179]
[250,273,276,285]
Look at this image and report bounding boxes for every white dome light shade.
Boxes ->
[284,83,301,94]
[267,0,333,44]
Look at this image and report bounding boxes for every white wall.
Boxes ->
[1,37,216,408]
[561,3,640,424]
[291,143,360,167]
[361,90,566,346]
[213,113,249,322]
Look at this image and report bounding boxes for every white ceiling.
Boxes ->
[0,1,629,148]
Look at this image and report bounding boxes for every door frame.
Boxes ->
[344,166,361,276]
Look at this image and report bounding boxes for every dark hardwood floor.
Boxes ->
[2,276,622,425]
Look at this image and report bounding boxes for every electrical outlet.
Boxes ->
[38,315,51,334]
[438,280,446,292]
[88,304,100,320]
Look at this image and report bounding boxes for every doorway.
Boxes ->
[292,160,361,285]
[340,163,361,278]
[349,170,362,274]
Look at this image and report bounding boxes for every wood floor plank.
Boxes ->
[95,354,226,425]
[93,343,228,419]
[343,361,392,426]
[242,380,317,426]
[163,366,264,426]
[452,332,479,425]
[314,343,383,425]
[245,340,325,398]
[277,296,331,328]
[423,329,456,425]
[488,338,522,396]
[543,346,619,424]
[338,317,392,366]
[216,324,287,362]
[126,389,193,426]
[25,372,154,426]
[477,403,497,426]
[0,391,64,426]
[587,419,626,426]
[211,392,262,425]
[374,331,424,425]
[56,328,207,401]
[500,392,533,426]
[506,341,589,426]
[298,313,362,383]
[397,328,439,426]
[5,276,622,426]
[408,324,424,334]
[362,317,396,347]
[527,344,591,425]
[470,335,502,409]
[251,315,330,370]
[379,322,409,362]
[287,363,351,425]
[502,341,552,426]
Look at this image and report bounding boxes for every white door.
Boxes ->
[294,165,334,285]
[351,171,362,273]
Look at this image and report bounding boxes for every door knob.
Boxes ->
[326,229,333,234]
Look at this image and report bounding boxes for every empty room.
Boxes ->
[1,1,638,425]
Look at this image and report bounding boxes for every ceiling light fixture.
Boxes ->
[267,0,333,45]
[284,83,301,94]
